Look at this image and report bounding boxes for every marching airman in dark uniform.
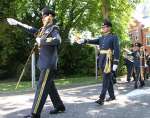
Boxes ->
[10,7,65,118]
[76,19,120,105]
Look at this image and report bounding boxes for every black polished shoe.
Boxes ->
[95,99,104,105]
[134,84,138,89]
[106,97,116,102]
[24,113,40,118]
[127,80,130,83]
[50,106,65,114]
[140,81,145,88]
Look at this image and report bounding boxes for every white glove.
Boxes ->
[145,63,148,67]
[7,18,19,26]
[113,65,118,71]
[7,18,33,30]
[35,37,41,45]
[76,39,85,44]
[46,37,53,42]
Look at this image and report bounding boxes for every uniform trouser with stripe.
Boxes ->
[31,69,64,115]
[126,63,134,81]
[134,67,144,86]
[100,71,115,100]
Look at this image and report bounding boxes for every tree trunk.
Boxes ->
[101,0,110,20]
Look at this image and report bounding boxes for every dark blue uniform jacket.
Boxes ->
[22,24,61,70]
[132,51,141,68]
[86,34,120,68]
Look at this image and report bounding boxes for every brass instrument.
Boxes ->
[123,48,132,54]
[140,46,145,81]
[123,48,133,62]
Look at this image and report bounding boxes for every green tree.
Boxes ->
[14,0,101,76]
[0,0,143,79]
[0,0,18,78]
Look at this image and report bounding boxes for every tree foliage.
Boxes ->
[0,0,142,79]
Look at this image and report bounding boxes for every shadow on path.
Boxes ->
[1,79,150,118]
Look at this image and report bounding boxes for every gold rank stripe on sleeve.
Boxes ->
[33,69,50,114]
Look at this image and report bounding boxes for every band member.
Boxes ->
[145,49,150,79]
[8,7,65,118]
[132,43,145,89]
[75,19,120,105]
[124,45,135,82]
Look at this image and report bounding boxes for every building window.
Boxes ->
[130,31,139,42]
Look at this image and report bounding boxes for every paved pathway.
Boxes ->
[0,76,150,118]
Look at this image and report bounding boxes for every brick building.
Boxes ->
[128,18,150,52]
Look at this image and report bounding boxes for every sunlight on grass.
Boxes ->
[0,76,102,93]
[0,81,32,93]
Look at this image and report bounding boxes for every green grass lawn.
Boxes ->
[0,76,102,93]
